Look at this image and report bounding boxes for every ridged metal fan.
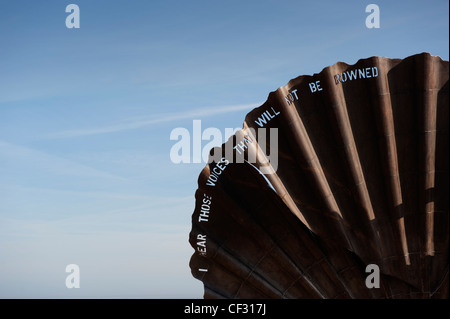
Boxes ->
[189,52,449,299]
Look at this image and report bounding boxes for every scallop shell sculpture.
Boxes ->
[189,52,449,299]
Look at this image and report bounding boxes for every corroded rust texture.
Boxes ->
[189,53,449,299]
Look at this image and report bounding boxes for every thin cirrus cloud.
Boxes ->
[46,103,260,139]
[0,139,129,182]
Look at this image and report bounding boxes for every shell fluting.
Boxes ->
[189,53,449,299]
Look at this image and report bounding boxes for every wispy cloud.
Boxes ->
[0,140,129,181]
[46,103,259,139]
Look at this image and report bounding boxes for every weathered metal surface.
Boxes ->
[189,53,449,299]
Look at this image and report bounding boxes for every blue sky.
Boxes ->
[0,0,448,298]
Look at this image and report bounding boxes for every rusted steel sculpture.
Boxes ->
[189,53,449,298]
